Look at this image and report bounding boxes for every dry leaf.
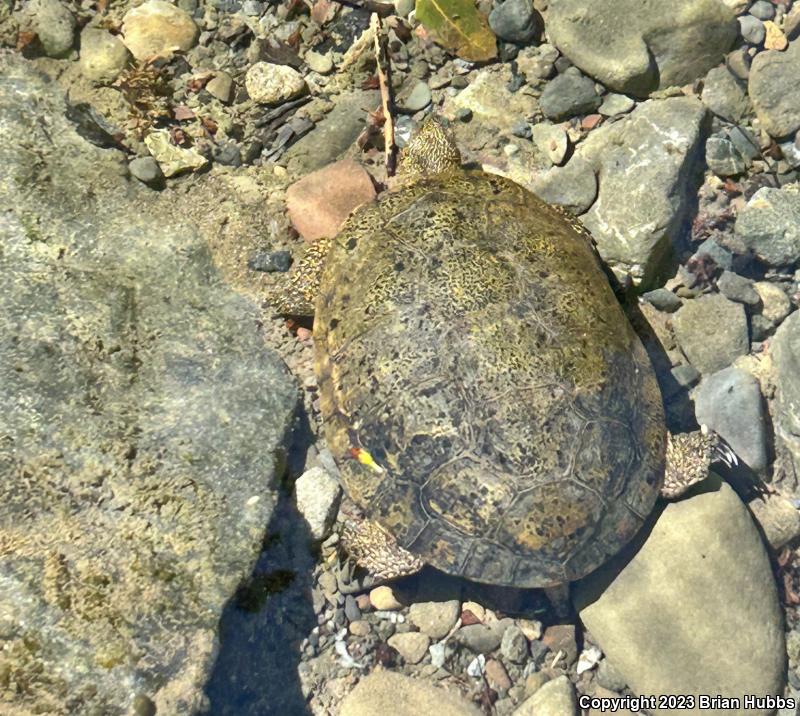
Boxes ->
[415,0,497,62]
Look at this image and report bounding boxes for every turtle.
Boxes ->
[275,116,736,593]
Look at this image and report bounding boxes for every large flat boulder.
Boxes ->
[547,0,737,96]
[574,480,785,716]
[0,53,299,715]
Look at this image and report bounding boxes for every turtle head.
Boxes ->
[399,115,461,177]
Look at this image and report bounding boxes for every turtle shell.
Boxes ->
[314,169,666,587]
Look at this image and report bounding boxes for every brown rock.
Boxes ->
[121,0,198,61]
[286,159,376,242]
[485,658,512,693]
[542,624,578,666]
[764,21,788,50]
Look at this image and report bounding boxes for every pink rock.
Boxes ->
[581,113,603,130]
[286,159,376,242]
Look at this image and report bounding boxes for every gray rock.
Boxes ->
[749,40,800,138]
[547,0,737,96]
[575,481,785,715]
[0,55,299,715]
[598,93,635,116]
[455,619,515,654]
[530,122,568,165]
[294,467,342,541]
[735,184,800,267]
[128,156,164,187]
[694,237,734,271]
[247,250,291,273]
[749,1,775,21]
[749,494,800,550]
[488,0,541,44]
[408,600,460,640]
[781,136,800,169]
[773,312,800,474]
[79,27,131,83]
[388,632,431,665]
[531,156,597,215]
[513,675,577,716]
[539,72,600,120]
[717,271,760,306]
[340,670,482,716]
[751,314,775,342]
[596,659,627,692]
[671,363,701,389]
[642,288,682,313]
[739,14,766,44]
[500,625,529,664]
[701,66,750,122]
[672,294,749,374]
[726,47,752,80]
[706,135,746,176]
[398,81,432,113]
[694,367,768,472]
[577,97,707,286]
[22,0,76,57]
[726,125,761,163]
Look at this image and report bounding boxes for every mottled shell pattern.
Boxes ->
[313,143,666,587]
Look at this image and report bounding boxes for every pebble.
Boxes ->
[22,0,76,57]
[671,364,701,389]
[749,494,800,550]
[485,658,512,694]
[79,27,131,83]
[531,155,597,215]
[408,600,460,640]
[517,618,543,641]
[598,93,635,116]
[539,73,601,121]
[528,639,550,668]
[524,671,550,696]
[764,21,788,50]
[754,281,791,323]
[694,366,768,473]
[456,618,514,654]
[398,81,432,113]
[248,249,291,274]
[726,125,761,164]
[739,14,766,45]
[143,131,208,177]
[344,594,361,623]
[340,670,482,716]
[369,586,403,611]
[285,159,376,242]
[726,47,751,80]
[531,123,568,165]
[388,632,430,664]
[513,675,577,716]
[293,466,341,541]
[749,40,800,139]
[500,625,529,664]
[701,66,750,122]
[735,184,800,266]
[128,156,164,187]
[305,50,334,74]
[694,236,735,270]
[671,293,749,374]
[749,1,775,21]
[642,288,682,313]
[596,658,627,691]
[121,0,198,61]
[542,624,578,666]
[488,0,541,44]
[245,62,307,104]
[206,71,234,103]
[706,136,746,176]
[717,270,760,306]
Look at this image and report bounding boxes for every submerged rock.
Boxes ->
[0,54,298,715]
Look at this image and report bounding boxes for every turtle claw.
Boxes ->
[335,554,380,595]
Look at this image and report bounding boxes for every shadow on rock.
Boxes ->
[204,410,318,716]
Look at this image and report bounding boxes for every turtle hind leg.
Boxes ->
[662,426,738,499]
[268,237,332,316]
[338,517,424,593]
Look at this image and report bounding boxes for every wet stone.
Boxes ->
[717,271,760,306]
[642,288,682,313]
[248,250,291,273]
[749,1,775,20]
[128,156,163,187]
[488,0,541,44]
[739,14,766,45]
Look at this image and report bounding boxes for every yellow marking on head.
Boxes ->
[351,447,385,474]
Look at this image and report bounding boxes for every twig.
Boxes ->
[330,0,395,16]
[370,12,397,176]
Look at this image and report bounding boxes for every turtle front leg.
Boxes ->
[661,426,738,499]
[269,237,332,316]
[337,517,424,594]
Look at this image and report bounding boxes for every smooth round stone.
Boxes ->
[121,0,198,61]
[398,81,432,113]
[245,62,306,104]
[574,480,785,713]
[23,0,76,57]
[749,41,800,138]
[128,156,163,187]
[488,0,541,44]
[694,366,768,472]
[80,27,131,83]
[598,93,635,116]
[642,288,682,313]
[369,585,402,611]
[408,600,460,640]
[739,14,766,44]
[539,72,601,120]
[750,0,775,20]
[388,631,430,664]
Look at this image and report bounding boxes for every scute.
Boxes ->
[314,170,666,588]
